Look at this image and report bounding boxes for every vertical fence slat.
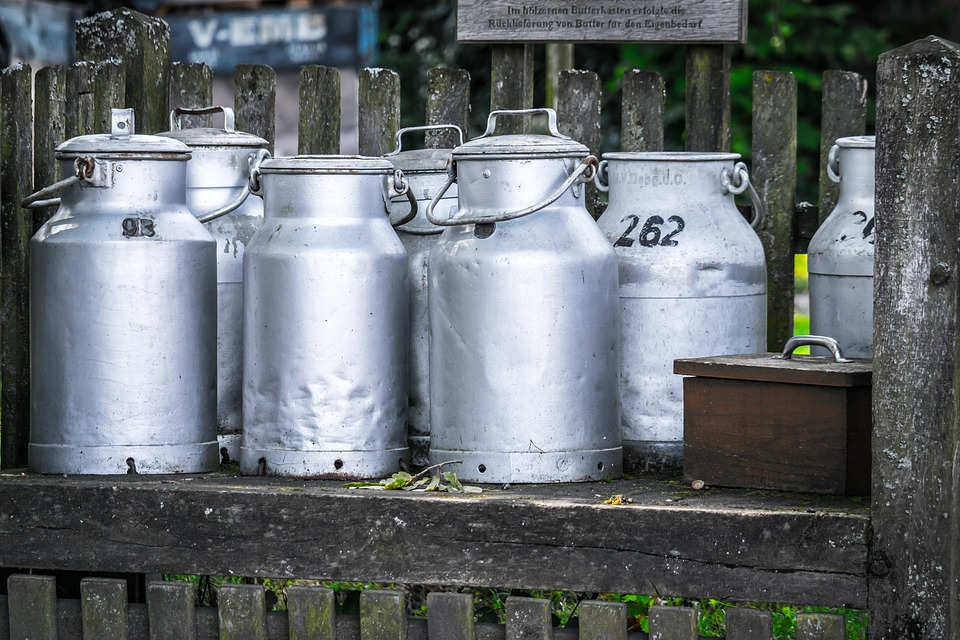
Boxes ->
[298,65,341,155]
[0,63,33,470]
[66,61,95,138]
[33,65,66,232]
[7,575,56,640]
[490,44,534,134]
[287,585,335,640]
[621,69,665,152]
[648,606,697,640]
[818,70,867,224]
[147,581,196,640]
[93,60,126,134]
[426,592,473,640]
[578,601,626,640]
[0,595,8,640]
[796,613,845,640]
[725,607,772,640]
[752,70,798,351]
[684,45,730,151]
[872,35,960,639]
[81,577,128,640]
[359,590,405,640]
[169,62,214,129]
[545,43,574,110]
[234,65,277,155]
[217,584,267,640]
[505,597,551,640]
[358,68,400,157]
[557,70,602,217]
[75,8,170,134]
[425,67,471,147]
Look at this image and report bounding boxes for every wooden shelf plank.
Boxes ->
[0,473,868,608]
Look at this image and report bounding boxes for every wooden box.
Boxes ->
[674,353,872,495]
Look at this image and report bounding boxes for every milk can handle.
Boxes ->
[827,143,841,183]
[170,105,235,132]
[387,124,464,155]
[479,108,570,140]
[775,335,853,363]
[593,159,610,192]
[721,162,765,230]
[21,156,96,209]
[387,169,419,227]
[197,148,271,224]
[425,155,598,226]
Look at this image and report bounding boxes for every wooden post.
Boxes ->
[684,45,730,151]
[818,71,868,224]
[287,585,336,640]
[147,581,197,640]
[725,607,773,640]
[505,597,551,640]
[426,592,473,640]
[33,65,67,231]
[298,65,341,155]
[621,69,665,152]
[579,601,626,640]
[169,62,214,129]
[0,64,32,470]
[359,590,405,640]
[796,612,845,640]
[217,584,267,640]
[75,8,170,134]
[490,44,534,134]
[358,68,400,157]
[872,35,960,639]
[648,606,697,640]
[752,70,798,351]
[557,70,602,217]
[425,67,471,147]
[81,578,128,640]
[7,575,56,640]
[545,43,574,110]
[234,65,277,155]
[66,60,126,137]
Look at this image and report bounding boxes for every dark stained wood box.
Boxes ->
[674,353,872,495]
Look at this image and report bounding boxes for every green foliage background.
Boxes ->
[376,0,952,202]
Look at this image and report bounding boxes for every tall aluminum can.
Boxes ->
[385,124,463,467]
[425,108,621,483]
[157,106,270,463]
[808,136,875,358]
[240,156,413,478]
[595,152,767,472]
[27,109,218,474]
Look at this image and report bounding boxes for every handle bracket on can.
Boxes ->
[386,169,418,227]
[197,148,271,224]
[170,105,236,132]
[21,156,112,209]
[721,162,765,230]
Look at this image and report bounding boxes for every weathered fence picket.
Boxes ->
[287,585,336,640]
[752,70,798,351]
[146,581,196,640]
[218,584,268,640]
[298,65,341,155]
[620,69,665,152]
[648,605,698,640]
[578,601,627,640]
[80,578,128,640]
[359,591,405,640]
[725,607,773,640]
[358,68,400,157]
[234,65,277,154]
[32,65,66,232]
[168,62,214,129]
[557,69,602,216]
[66,60,126,138]
[425,67,471,147]
[490,44,534,133]
[505,597,552,640]
[817,70,868,224]
[684,44,731,152]
[425,593,473,640]
[7,574,57,640]
[0,63,33,471]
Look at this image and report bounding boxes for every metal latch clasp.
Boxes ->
[111,108,135,137]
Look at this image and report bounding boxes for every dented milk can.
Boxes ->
[384,124,463,466]
[157,106,270,462]
[240,155,416,478]
[808,136,876,358]
[425,108,621,483]
[25,109,218,474]
[595,152,767,472]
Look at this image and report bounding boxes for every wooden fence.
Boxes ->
[1,575,852,640]
[0,7,957,639]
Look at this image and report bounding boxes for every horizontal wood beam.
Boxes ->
[0,475,868,608]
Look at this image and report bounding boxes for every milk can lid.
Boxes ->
[453,109,588,159]
[834,135,875,149]
[384,125,462,173]
[156,106,269,148]
[57,109,191,156]
[260,155,396,173]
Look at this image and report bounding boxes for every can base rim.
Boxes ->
[239,446,408,479]
[29,441,219,475]
[427,447,622,483]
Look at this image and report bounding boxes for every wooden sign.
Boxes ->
[457,0,747,44]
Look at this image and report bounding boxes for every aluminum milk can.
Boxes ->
[384,124,463,467]
[240,155,414,478]
[25,109,218,474]
[595,152,767,471]
[425,108,621,483]
[808,136,875,359]
[157,106,270,463]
